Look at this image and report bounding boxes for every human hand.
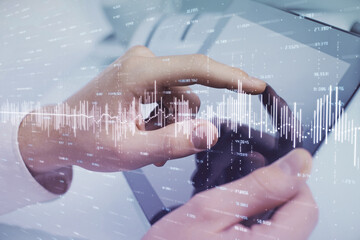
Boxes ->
[18,46,266,191]
[144,149,318,240]
[193,84,302,194]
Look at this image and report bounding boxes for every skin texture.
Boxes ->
[143,149,318,240]
[17,46,318,239]
[17,46,266,192]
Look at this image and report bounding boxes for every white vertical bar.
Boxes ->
[299,109,302,142]
[319,98,322,141]
[248,94,251,138]
[354,129,357,167]
[341,108,344,143]
[260,94,263,138]
[325,95,329,144]
[293,102,296,148]
[335,87,338,140]
[351,120,354,144]
[316,99,319,143]
[329,85,332,127]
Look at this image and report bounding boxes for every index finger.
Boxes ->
[138,54,266,94]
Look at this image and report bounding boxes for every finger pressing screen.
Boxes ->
[140,54,266,94]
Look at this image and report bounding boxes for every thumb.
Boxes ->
[130,119,218,167]
[183,149,312,232]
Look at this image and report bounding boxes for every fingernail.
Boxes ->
[154,161,167,167]
[192,123,218,150]
[251,77,266,92]
[276,150,312,176]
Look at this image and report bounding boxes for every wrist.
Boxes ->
[18,110,73,194]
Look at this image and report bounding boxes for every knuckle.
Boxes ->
[193,53,208,62]
[188,186,233,224]
[310,203,319,224]
[233,68,249,86]
[121,56,143,70]
[162,133,176,160]
[249,167,295,199]
[304,186,319,223]
[313,206,320,224]
[189,54,211,78]
[238,69,250,80]
[293,148,312,161]
[129,45,153,56]
[191,94,201,111]
[188,193,216,221]
[193,54,209,68]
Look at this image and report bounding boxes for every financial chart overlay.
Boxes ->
[1,81,359,168]
[0,0,359,239]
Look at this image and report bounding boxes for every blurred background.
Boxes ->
[0,0,359,239]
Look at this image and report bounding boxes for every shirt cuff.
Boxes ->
[0,113,58,215]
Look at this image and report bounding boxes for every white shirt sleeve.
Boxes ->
[0,116,58,215]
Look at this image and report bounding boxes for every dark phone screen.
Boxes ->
[124,0,360,224]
